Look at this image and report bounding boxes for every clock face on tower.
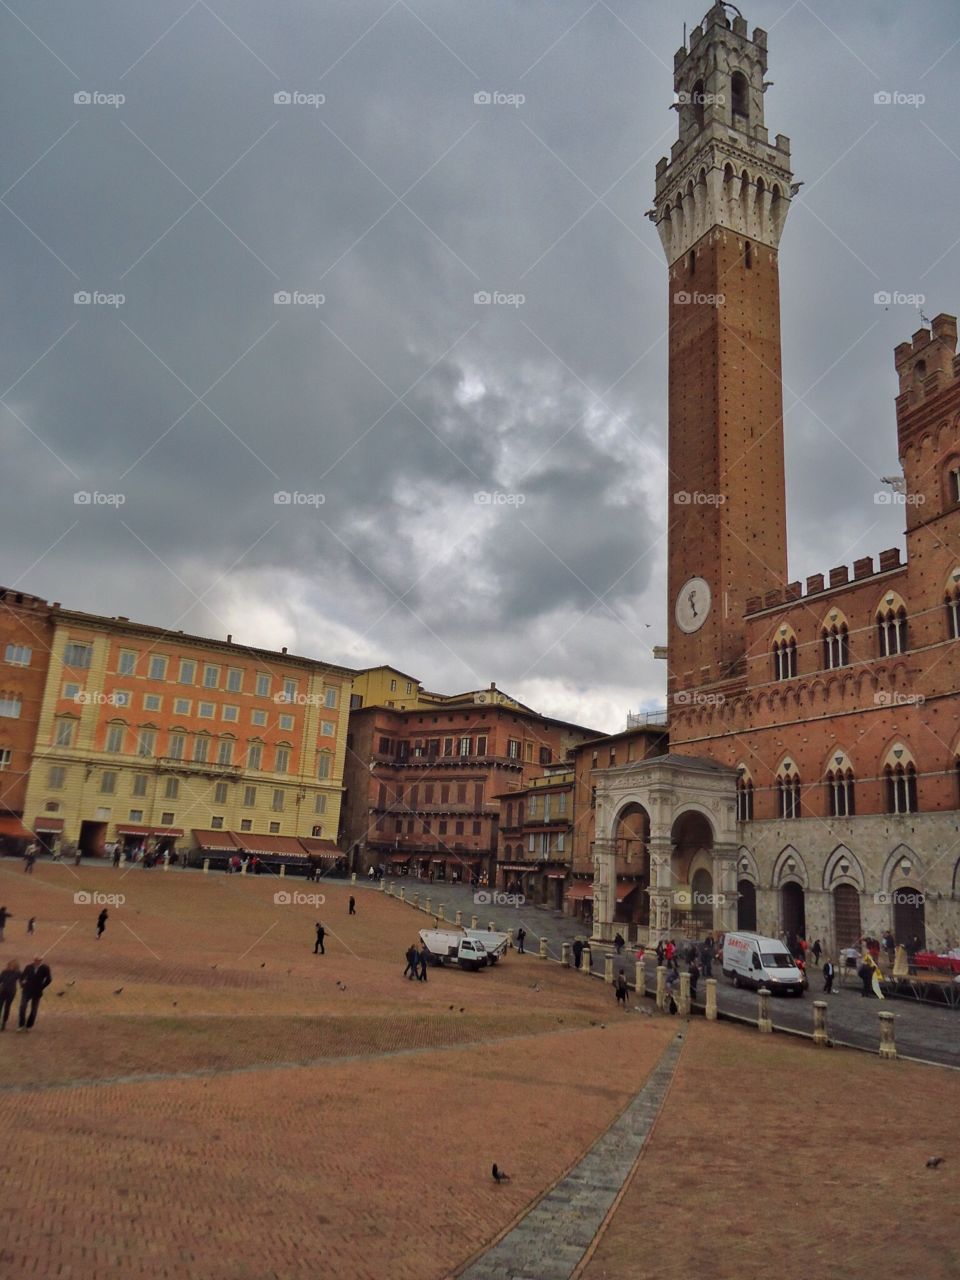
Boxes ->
[675,576,711,634]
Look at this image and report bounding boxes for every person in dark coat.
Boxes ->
[18,957,51,1029]
[348,896,356,916]
[700,937,714,978]
[812,938,823,965]
[614,971,628,1007]
[403,944,418,980]
[516,927,526,955]
[823,958,835,994]
[0,906,10,942]
[858,958,874,997]
[96,909,108,939]
[314,923,325,955]
[0,960,21,1030]
[417,943,429,982]
[572,939,583,969]
[614,933,625,955]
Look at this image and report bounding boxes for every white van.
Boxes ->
[722,932,804,996]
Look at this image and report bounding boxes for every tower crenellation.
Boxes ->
[651,2,794,267]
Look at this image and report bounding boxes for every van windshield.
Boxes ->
[760,953,797,968]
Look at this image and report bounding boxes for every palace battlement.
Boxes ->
[744,548,904,618]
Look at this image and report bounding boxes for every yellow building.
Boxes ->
[348,665,428,711]
[23,608,354,867]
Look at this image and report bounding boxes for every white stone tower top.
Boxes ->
[649,2,796,265]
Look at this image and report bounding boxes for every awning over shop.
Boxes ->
[615,882,639,903]
[0,816,28,838]
[116,823,184,838]
[298,837,340,859]
[237,834,309,860]
[33,816,65,834]
[192,828,242,852]
[566,881,593,901]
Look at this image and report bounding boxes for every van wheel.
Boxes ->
[732,972,740,989]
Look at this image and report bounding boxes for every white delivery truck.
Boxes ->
[463,928,509,963]
[722,932,804,996]
[419,929,488,971]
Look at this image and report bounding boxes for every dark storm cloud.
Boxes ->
[1,0,958,729]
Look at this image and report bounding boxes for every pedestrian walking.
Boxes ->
[314,923,326,955]
[96,909,108,939]
[614,932,625,955]
[572,939,583,970]
[615,970,628,1007]
[348,896,356,916]
[655,939,665,966]
[418,943,429,982]
[26,918,35,935]
[0,959,21,1030]
[516,927,526,955]
[403,943,418,980]
[23,846,36,874]
[812,938,822,965]
[0,906,10,941]
[18,957,51,1029]
[823,957,835,994]
[367,865,375,880]
[700,936,714,979]
[858,956,874,997]
[112,846,121,868]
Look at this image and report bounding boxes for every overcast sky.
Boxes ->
[1,0,958,732]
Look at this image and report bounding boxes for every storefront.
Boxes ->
[0,816,29,857]
[32,816,65,857]
[115,823,185,863]
[191,829,244,870]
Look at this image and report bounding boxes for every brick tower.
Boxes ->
[651,3,795,698]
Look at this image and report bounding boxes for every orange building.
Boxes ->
[0,588,55,850]
[22,606,352,868]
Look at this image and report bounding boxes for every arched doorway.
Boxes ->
[781,881,806,941]
[893,886,926,948]
[671,810,714,934]
[833,883,862,950]
[614,803,650,927]
[691,867,714,932]
[737,880,757,931]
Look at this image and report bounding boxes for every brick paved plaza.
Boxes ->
[0,863,957,1279]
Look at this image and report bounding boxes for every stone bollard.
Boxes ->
[757,987,772,1034]
[163,854,170,872]
[279,864,286,878]
[455,910,462,926]
[351,872,357,885]
[488,921,496,933]
[437,905,445,921]
[604,952,614,984]
[241,861,248,875]
[425,897,431,915]
[506,928,514,948]
[412,893,419,909]
[812,999,828,1048]
[879,1010,897,1059]
[379,878,385,892]
[471,915,478,929]
[562,942,571,968]
[582,945,592,975]
[678,971,691,1016]
[655,965,666,1011]
[203,858,210,875]
[399,887,405,903]
[705,977,718,1020]
[540,936,549,959]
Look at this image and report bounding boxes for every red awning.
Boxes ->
[237,834,308,858]
[33,816,65,833]
[193,828,242,852]
[298,837,340,858]
[0,816,28,838]
[566,881,593,901]
[615,882,639,903]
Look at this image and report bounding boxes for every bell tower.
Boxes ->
[651,3,795,697]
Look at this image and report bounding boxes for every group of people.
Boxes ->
[0,957,52,1030]
[403,940,431,981]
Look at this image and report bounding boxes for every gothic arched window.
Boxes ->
[772,631,797,681]
[822,613,849,669]
[876,594,908,657]
[776,761,802,819]
[883,745,918,814]
[731,70,749,121]
[826,753,856,817]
